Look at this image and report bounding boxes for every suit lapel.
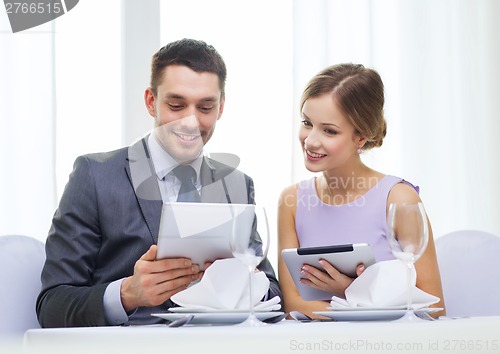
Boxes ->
[199,156,250,204]
[200,157,230,203]
[125,137,162,243]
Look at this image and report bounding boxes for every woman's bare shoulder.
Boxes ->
[388,181,422,204]
[278,183,299,210]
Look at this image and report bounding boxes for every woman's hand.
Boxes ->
[299,260,365,298]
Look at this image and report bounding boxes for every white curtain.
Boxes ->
[292,0,500,239]
[2,0,499,247]
[0,17,56,239]
[392,0,500,238]
[53,0,122,197]
[0,0,123,241]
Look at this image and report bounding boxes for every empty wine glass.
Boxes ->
[229,204,270,327]
[386,202,429,322]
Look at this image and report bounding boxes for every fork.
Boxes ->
[167,315,194,327]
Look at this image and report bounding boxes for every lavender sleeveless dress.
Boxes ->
[295,175,418,262]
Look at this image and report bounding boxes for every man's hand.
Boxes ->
[120,245,202,312]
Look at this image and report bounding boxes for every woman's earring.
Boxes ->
[357,146,362,154]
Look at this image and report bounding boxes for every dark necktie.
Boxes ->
[172,164,201,202]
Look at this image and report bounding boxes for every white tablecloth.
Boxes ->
[22,317,500,354]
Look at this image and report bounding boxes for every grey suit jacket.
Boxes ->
[37,138,281,327]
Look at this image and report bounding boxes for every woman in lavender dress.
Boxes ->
[277,64,445,319]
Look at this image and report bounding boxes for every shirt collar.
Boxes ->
[148,133,203,182]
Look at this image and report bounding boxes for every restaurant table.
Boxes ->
[23,317,500,354]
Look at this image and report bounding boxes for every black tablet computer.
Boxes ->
[281,243,376,301]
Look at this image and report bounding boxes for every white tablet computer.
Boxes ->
[281,243,376,301]
[156,202,255,269]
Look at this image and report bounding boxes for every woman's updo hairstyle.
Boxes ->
[300,63,387,150]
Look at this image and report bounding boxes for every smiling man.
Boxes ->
[146,64,222,164]
[37,38,281,327]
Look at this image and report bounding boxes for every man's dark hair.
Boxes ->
[150,38,227,97]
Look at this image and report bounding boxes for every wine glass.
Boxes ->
[229,204,270,327]
[386,202,429,322]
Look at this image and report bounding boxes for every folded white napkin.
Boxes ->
[330,259,440,309]
[171,258,281,311]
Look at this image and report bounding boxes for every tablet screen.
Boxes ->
[156,202,255,268]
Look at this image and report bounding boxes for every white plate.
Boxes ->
[314,308,442,321]
[326,306,407,312]
[152,311,284,325]
[166,307,277,313]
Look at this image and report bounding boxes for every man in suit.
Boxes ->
[36,38,281,327]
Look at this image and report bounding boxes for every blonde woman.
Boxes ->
[278,63,445,318]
